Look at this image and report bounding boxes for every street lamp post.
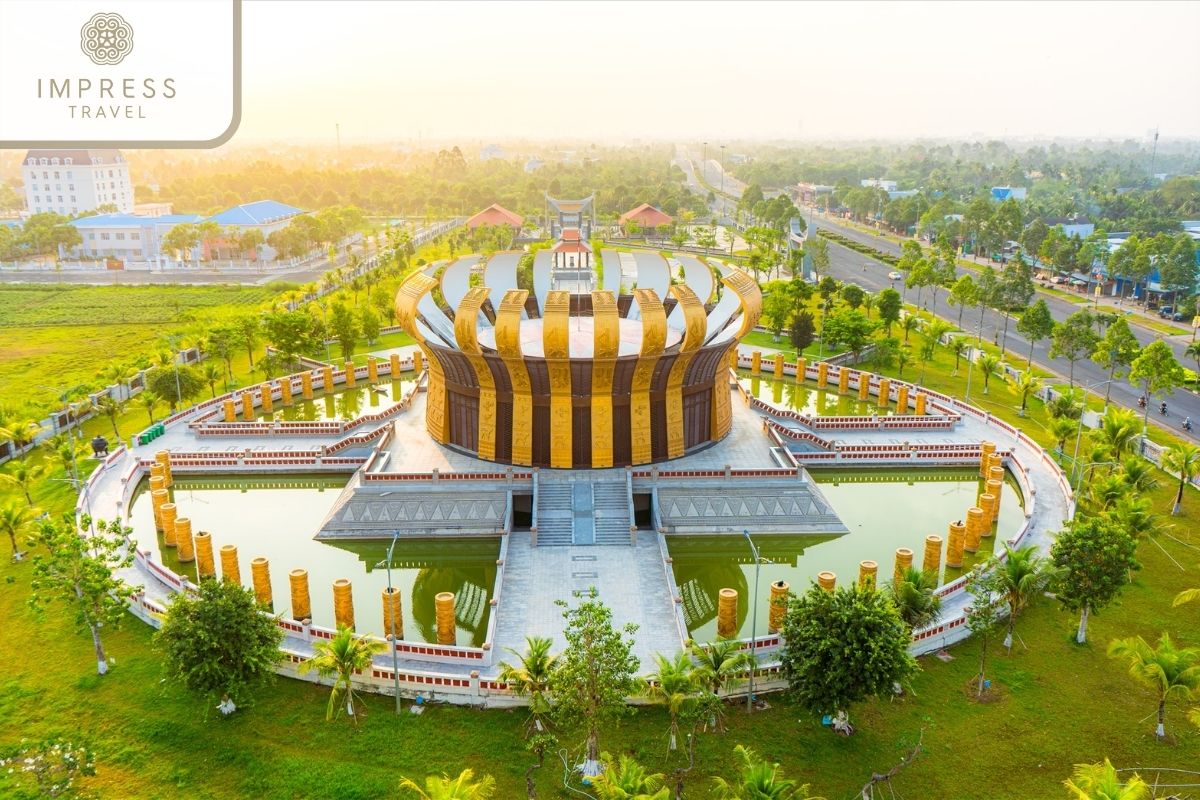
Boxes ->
[742,529,761,715]
[1070,379,1113,472]
[376,532,403,715]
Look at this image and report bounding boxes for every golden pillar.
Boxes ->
[394,273,448,443]
[367,356,379,383]
[223,398,236,422]
[987,452,1003,476]
[630,289,667,466]
[155,450,172,488]
[896,385,909,413]
[838,365,850,395]
[666,285,706,459]
[260,385,273,414]
[751,351,762,375]
[712,269,762,441]
[412,348,424,373]
[322,364,334,393]
[251,557,272,609]
[773,352,784,378]
[717,588,738,639]
[390,353,401,378]
[923,535,943,577]
[988,465,1004,483]
[333,578,354,630]
[589,291,619,468]
[859,560,878,588]
[986,478,1003,526]
[877,378,891,408]
[175,517,195,563]
[817,571,837,592]
[301,370,314,399]
[150,488,169,532]
[768,581,789,632]
[435,592,456,644]
[858,372,870,401]
[160,503,178,548]
[220,544,240,585]
[497,290,535,466]
[978,492,996,534]
[946,521,966,568]
[543,290,575,468]
[817,361,829,388]
[241,391,254,421]
[964,507,985,553]
[280,378,293,406]
[915,393,927,416]
[343,361,356,388]
[289,569,311,621]
[383,586,404,640]
[455,287,498,461]
[795,357,807,383]
[979,441,996,476]
[894,547,914,585]
[194,531,215,578]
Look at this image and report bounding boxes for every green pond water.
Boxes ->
[128,474,498,645]
[254,377,409,423]
[738,371,902,416]
[669,467,1024,641]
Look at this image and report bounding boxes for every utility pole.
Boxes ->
[1148,126,1159,182]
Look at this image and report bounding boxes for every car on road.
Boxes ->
[887,270,903,281]
[1158,306,1186,321]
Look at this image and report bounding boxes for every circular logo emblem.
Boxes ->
[80,12,134,65]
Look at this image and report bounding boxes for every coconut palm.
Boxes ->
[590,755,668,800]
[688,639,754,733]
[1064,758,1150,800]
[949,338,968,375]
[901,314,919,343]
[137,391,161,425]
[1047,387,1084,420]
[398,769,496,800]
[1107,496,1156,541]
[1087,474,1127,511]
[1175,585,1200,607]
[1094,407,1141,459]
[497,635,558,734]
[978,354,1002,394]
[1107,632,1200,739]
[1186,339,1200,376]
[298,625,386,724]
[890,566,942,630]
[0,501,37,561]
[1162,442,1200,515]
[1010,370,1041,416]
[643,651,698,752]
[93,395,126,441]
[1117,457,1158,494]
[996,544,1053,651]
[0,417,41,458]
[200,361,225,398]
[1048,417,1077,458]
[0,461,46,507]
[711,744,812,800]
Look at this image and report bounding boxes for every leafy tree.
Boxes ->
[820,309,877,363]
[155,578,283,709]
[642,651,697,752]
[806,237,829,278]
[896,345,911,378]
[0,461,45,506]
[1050,518,1140,644]
[789,310,816,353]
[1049,310,1099,386]
[1091,318,1141,406]
[965,568,1003,697]
[1015,299,1054,367]
[549,588,639,771]
[499,636,559,735]
[947,274,977,328]
[876,288,902,334]
[299,626,386,724]
[329,302,360,362]
[1010,370,1041,417]
[1162,443,1200,515]
[591,755,668,800]
[359,306,381,345]
[761,283,793,340]
[973,266,1000,343]
[28,517,135,676]
[263,310,326,368]
[1107,633,1200,739]
[1129,341,1186,431]
[840,282,865,310]
[205,324,242,383]
[0,501,37,561]
[1020,219,1049,263]
[234,314,262,367]
[778,583,916,730]
[1064,759,1150,800]
[145,364,205,411]
[399,769,496,800]
[711,744,813,799]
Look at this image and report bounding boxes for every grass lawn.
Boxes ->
[741,330,846,360]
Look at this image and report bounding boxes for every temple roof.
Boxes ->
[619,203,674,227]
[466,204,524,229]
[546,193,594,213]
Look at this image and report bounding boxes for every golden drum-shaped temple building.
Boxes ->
[395,250,761,469]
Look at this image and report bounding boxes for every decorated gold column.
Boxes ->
[877,378,891,408]
[289,568,311,621]
[241,391,254,421]
[977,490,996,533]
[251,557,272,609]
[395,272,448,443]
[768,580,789,632]
[859,560,879,588]
[838,366,850,395]
[280,378,293,406]
[986,478,1004,526]
[343,361,356,388]
[987,452,1003,476]
[751,351,762,375]
[795,357,807,383]
[194,531,215,578]
[435,591,456,644]
[155,450,172,488]
[160,503,178,548]
[333,578,354,630]
[220,544,240,585]
[175,517,195,563]
[817,361,829,388]
[923,535,943,577]
[301,370,314,399]
[149,476,166,529]
[382,586,404,640]
[389,353,401,377]
[497,289,535,466]
[946,521,966,568]
[915,393,927,416]
[717,588,738,638]
[666,285,706,459]
[630,289,666,465]
[894,547,914,585]
[896,385,909,413]
[223,398,236,422]
[412,348,424,373]
[454,286,498,461]
[260,385,273,414]
[321,365,334,394]
[589,291,619,468]
[979,441,996,476]
[773,352,784,378]
[964,507,985,553]
[543,290,575,468]
[988,465,1004,483]
[713,270,763,440]
[817,571,837,592]
[367,356,379,383]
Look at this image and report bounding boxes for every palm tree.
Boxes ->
[591,755,668,800]
[298,626,386,723]
[1010,370,1041,417]
[0,417,41,458]
[1162,442,1200,515]
[1064,759,1150,800]
[1095,407,1141,460]
[861,292,876,319]
[712,744,812,800]
[99,360,136,398]
[978,354,1002,394]
[688,639,753,732]
[1048,417,1077,458]
[0,501,37,561]
[1047,387,1084,420]
[1087,474,1127,511]
[1117,457,1158,494]
[949,338,968,376]
[901,314,919,343]
[1107,633,1200,739]
[1108,496,1156,541]
[0,461,46,506]
[93,395,126,441]
[643,651,697,752]
[201,361,225,398]
[996,544,1052,651]
[896,346,911,378]
[1186,339,1200,376]
[890,567,942,630]
[497,635,558,734]
[137,391,161,425]
[399,769,496,800]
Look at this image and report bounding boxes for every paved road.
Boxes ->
[808,213,1200,445]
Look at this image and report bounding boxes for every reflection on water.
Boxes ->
[738,371,896,417]
[127,473,498,645]
[669,467,1024,641]
[255,377,408,422]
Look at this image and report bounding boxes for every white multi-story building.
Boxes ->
[21,149,133,216]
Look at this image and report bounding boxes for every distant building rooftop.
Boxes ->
[207,200,303,226]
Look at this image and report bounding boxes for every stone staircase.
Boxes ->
[535,479,633,546]
[593,482,633,545]
[535,482,574,546]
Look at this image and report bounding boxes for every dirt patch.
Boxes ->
[963,677,1008,704]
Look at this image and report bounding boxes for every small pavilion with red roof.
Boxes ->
[466,203,524,232]
[619,203,673,233]
[550,226,592,270]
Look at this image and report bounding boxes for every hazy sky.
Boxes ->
[237,0,1200,144]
